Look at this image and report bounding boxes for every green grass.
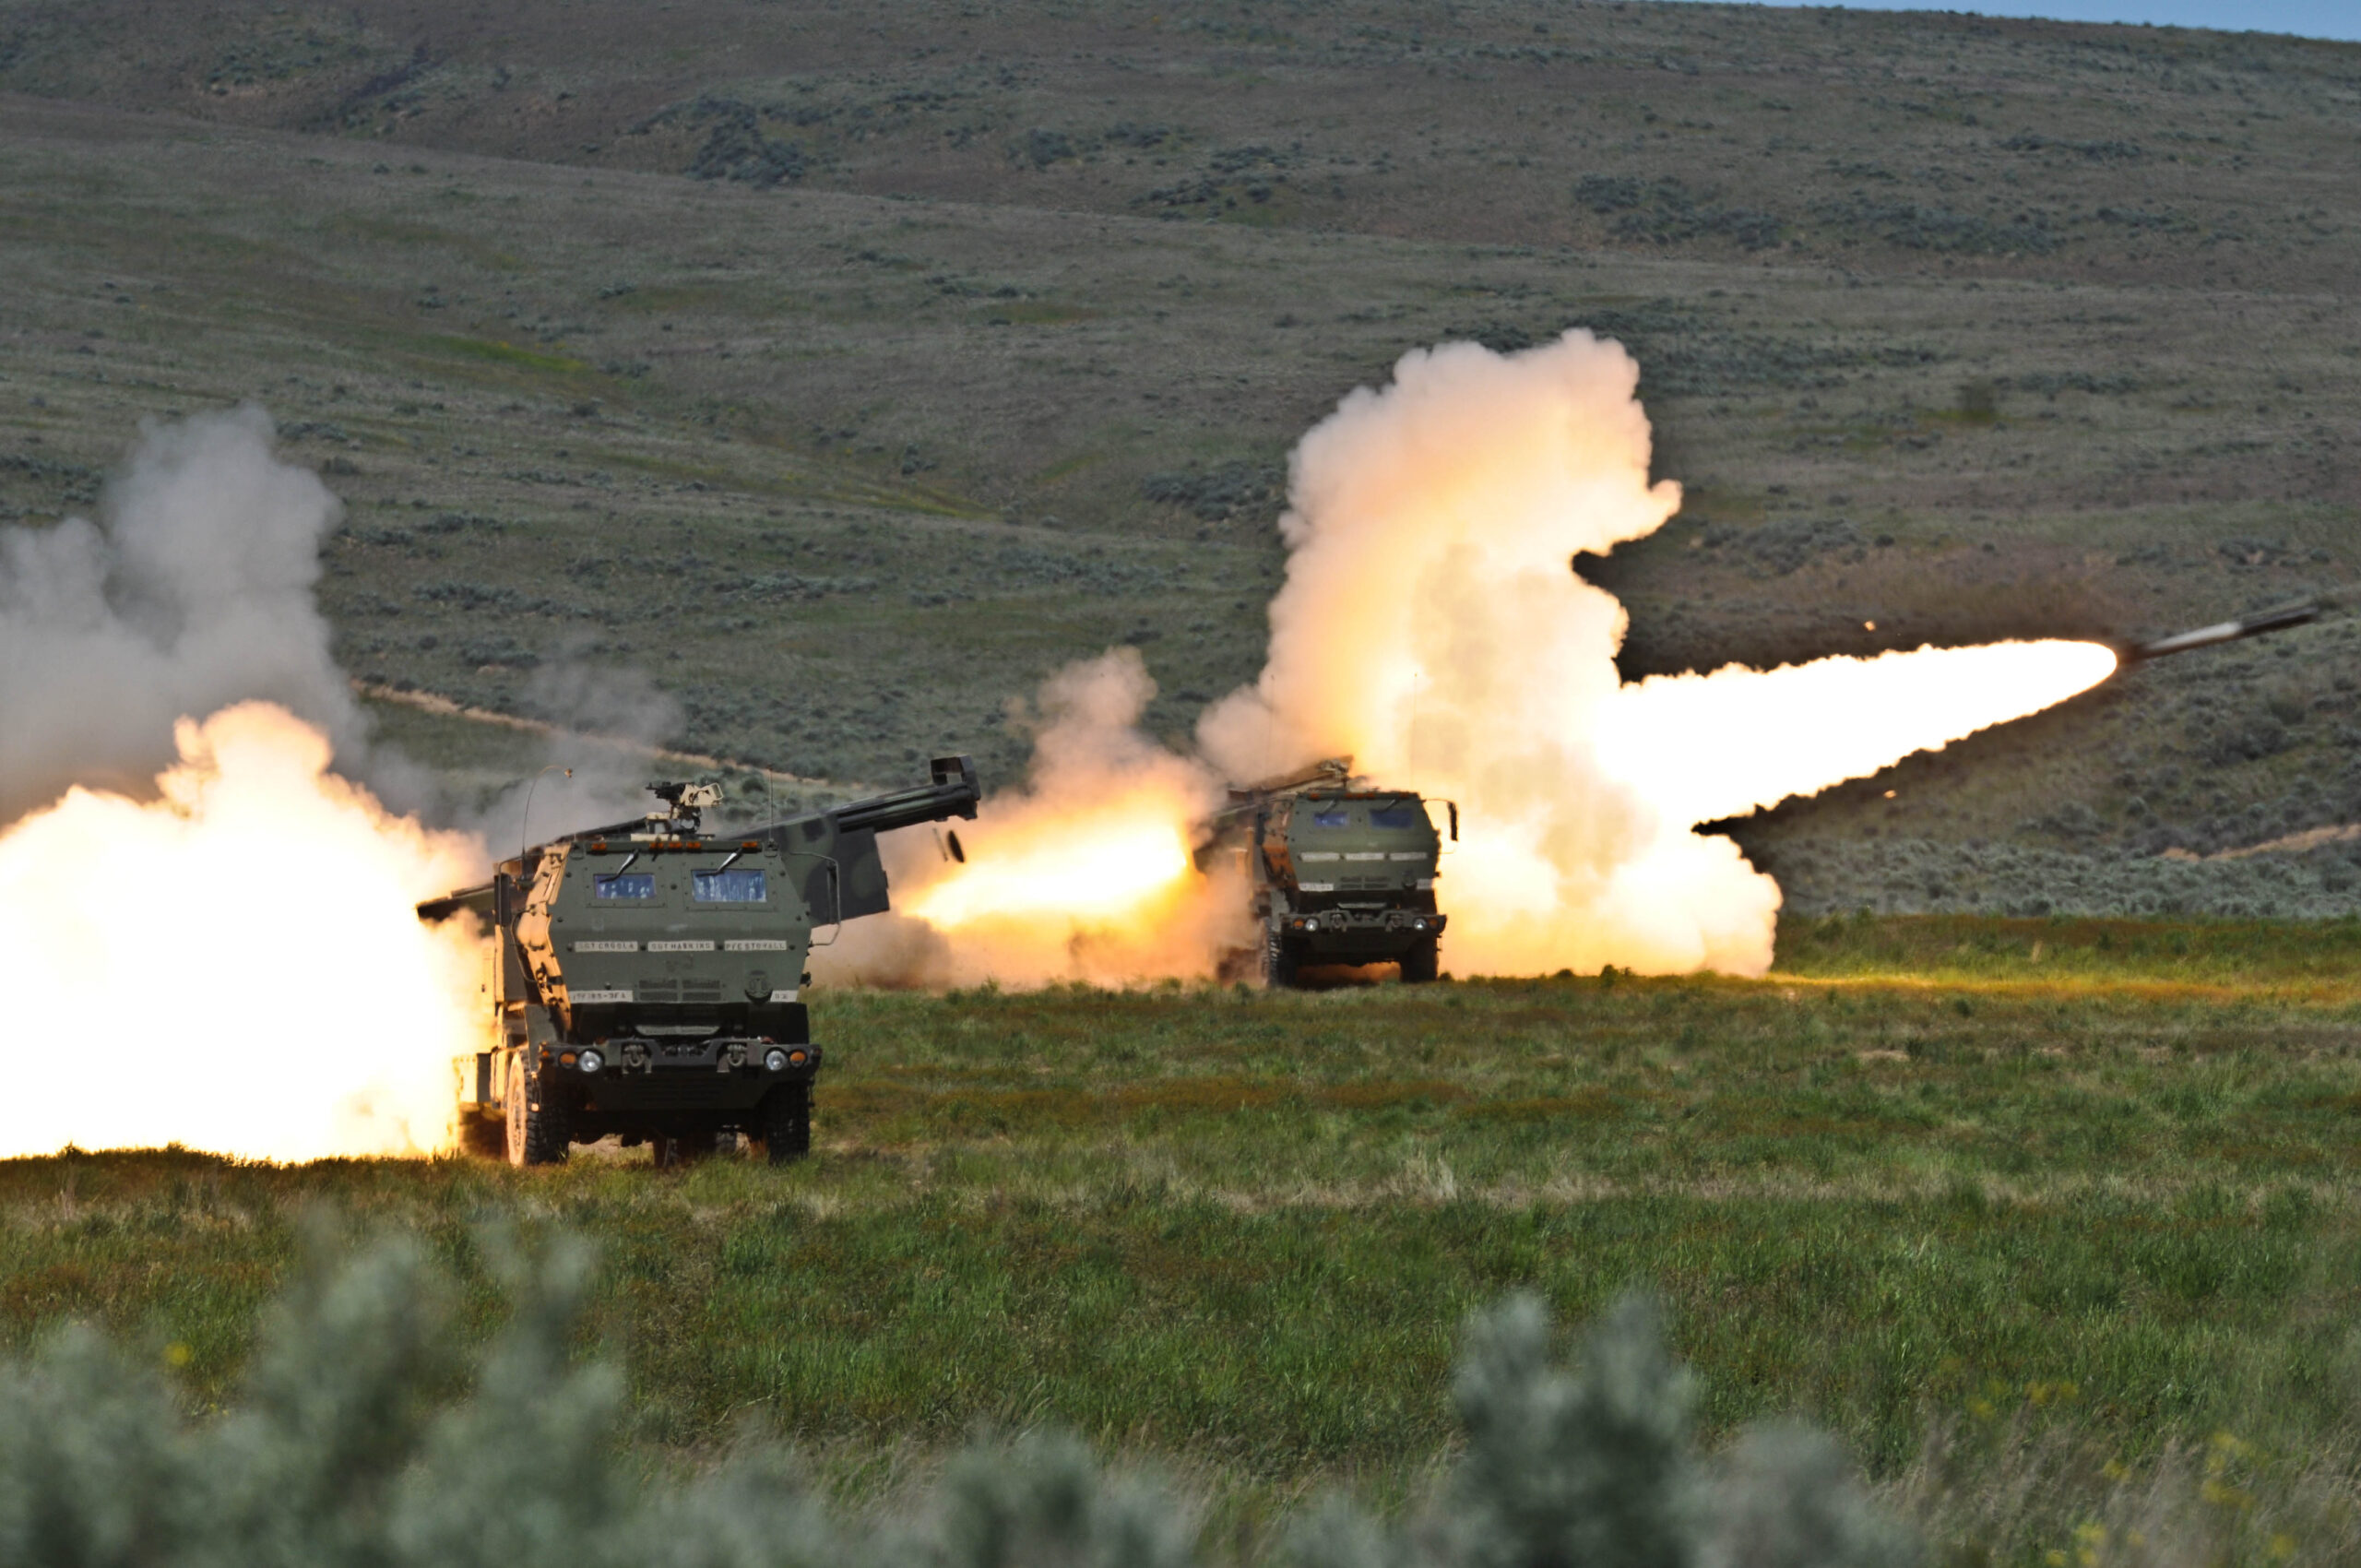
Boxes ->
[8,914,2361,1538]
[1777,911,2361,993]
[421,334,594,374]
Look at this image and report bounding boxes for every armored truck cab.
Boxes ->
[420,756,979,1167]
[1220,759,1454,987]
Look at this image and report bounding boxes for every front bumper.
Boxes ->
[458,1038,823,1117]
[568,1036,820,1111]
[1282,907,1444,956]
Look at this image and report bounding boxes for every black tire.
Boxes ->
[1399,937,1439,985]
[762,1082,813,1165]
[504,1059,569,1167]
[1263,929,1300,989]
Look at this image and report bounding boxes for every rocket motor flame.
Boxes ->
[908,816,1194,928]
[821,649,1252,988]
[1600,639,2120,829]
[893,794,1237,986]
[0,703,488,1160]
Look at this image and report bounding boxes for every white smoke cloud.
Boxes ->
[0,404,361,824]
[1192,330,1789,976]
[1199,333,1675,783]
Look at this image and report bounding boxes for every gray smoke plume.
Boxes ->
[0,407,696,849]
[448,653,694,857]
[0,405,361,825]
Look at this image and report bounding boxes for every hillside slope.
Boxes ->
[2,0,2356,912]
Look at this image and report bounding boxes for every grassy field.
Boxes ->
[9,914,2361,1556]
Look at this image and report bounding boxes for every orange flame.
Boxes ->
[813,650,1252,989]
[891,782,1243,987]
[0,703,489,1159]
[908,814,1196,929]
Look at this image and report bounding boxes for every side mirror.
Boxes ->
[1447,802,1459,842]
[946,828,967,864]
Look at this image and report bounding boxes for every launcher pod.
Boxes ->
[418,757,980,1167]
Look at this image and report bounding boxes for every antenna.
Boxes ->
[519,765,573,865]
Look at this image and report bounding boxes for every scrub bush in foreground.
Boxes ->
[0,1237,1914,1568]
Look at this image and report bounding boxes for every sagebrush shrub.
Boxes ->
[0,1240,1915,1568]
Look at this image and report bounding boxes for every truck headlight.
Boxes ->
[577,1049,604,1075]
[764,1048,789,1073]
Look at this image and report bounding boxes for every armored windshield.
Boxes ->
[1370,805,1423,830]
[594,873,657,901]
[1310,808,1353,827]
[693,869,768,903]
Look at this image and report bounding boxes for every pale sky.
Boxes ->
[1656,0,2361,42]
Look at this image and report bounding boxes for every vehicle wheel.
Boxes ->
[1398,937,1439,985]
[1263,930,1299,989]
[504,1060,569,1167]
[762,1082,813,1165]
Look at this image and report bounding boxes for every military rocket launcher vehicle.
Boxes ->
[418,755,979,1168]
[1212,758,1457,987]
